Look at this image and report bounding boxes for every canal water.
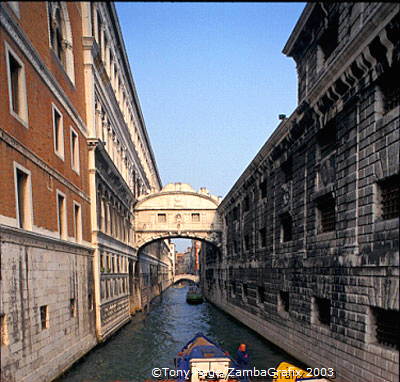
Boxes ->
[56,285,301,382]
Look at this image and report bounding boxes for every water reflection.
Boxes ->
[56,285,300,381]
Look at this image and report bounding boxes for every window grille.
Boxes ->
[377,56,400,113]
[317,120,336,159]
[258,286,266,304]
[242,284,248,298]
[259,227,266,248]
[281,157,293,182]
[372,307,399,350]
[280,213,293,242]
[315,297,331,326]
[157,213,166,223]
[192,213,200,222]
[280,291,290,312]
[260,180,267,199]
[379,175,399,220]
[318,196,335,233]
[318,12,339,60]
[40,305,48,329]
[243,196,250,212]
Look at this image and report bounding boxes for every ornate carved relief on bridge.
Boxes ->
[134,183,222,247]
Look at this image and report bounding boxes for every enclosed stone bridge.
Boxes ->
[134,183,222,248]
[174,274,200,284]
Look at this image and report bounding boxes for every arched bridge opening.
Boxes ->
[130,183,222,312]
[133,183,223,248]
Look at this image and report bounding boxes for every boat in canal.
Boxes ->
[186,285,203,304]
[174,333,250,382]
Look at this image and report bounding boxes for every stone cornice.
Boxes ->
[282,3,314,56]
[100,3,162,189]
[93,74,149,189]
[1,128,91,202]
[136,191,221,208]
[0,3,88,136]
[306,3,399,110]
[0,224,93,255]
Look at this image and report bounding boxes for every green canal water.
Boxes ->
[55,285,301,382]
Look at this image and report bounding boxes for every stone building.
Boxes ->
[81,2,172,341]
[0,3,95,381]
[203,3,399,382]
[0,2,173,382]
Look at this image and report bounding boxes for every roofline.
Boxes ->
[282,3,315,56]
[107,3,163,189]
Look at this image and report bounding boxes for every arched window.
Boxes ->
[48,2,75,83]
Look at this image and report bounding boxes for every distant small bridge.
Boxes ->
[174,274,199,284]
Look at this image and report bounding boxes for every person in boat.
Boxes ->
[235,343,250,369]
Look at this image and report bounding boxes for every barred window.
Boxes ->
[313,297,331,326]
[191,213,200,222]
[376,59,400,113]
[1,314,8,346]
[317,119,336,159]
[280,213,293,242]
[370,307,399,350]
[40,305,49,330]
[157,213,166,223]
[242,284,248,299]
[244,234,251,250]
[257,286,266,304]
[260,180,267,199]
[317,195,335,233]
[70,298,76,318]
[318,11,339,60]
[259,227,266,248]
[281,157,293,182]
[278,291,289,313]
[243,195,250,212]
[378,175,399,220]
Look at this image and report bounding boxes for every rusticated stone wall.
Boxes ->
[0,226,96,382]
[203,3,399,382]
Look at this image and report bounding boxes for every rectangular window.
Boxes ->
[52,105,64,159]
[377,175,399,220]
[6,44,28,125]
[1,314,9,346]
[260,180,267,199]
[40,305,48,330]
[244,234,250,251]
[369,307,399,350]
[14,164,32,230]
[278,291,290,313]
[257,286,266,304]
[317,120,336,159]
[73,202,82,242]
[376,62,400,113]
[57,191,67,239]
[281,157,293,182]
[243,195,250,212]
[242,284,248,300]
[88,293,93,311]
[191,213,200,222]
[318,12,339,61]
[280,213,292,242]
[259,227,266,248]
[158,213,166,223]
[70,128,80,173]
[70,298,76,318]
[317,195,336,233]
[313,297,331,327]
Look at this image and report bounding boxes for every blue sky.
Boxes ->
[116,2,305,199]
